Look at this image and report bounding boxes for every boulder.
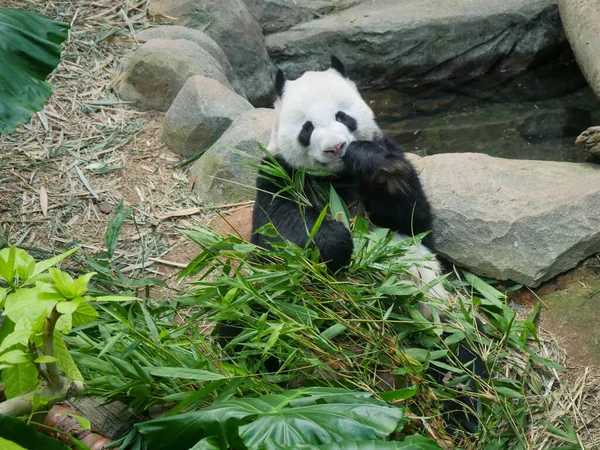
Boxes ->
[190,108,275,204]
[559,0,600,100]
[519,107,592,143]
[149,0,275,106]
[117,39,231,111]
[162,76,254,158]
[242,0,361,34]
[136,26,242,94]
[267,0,583,101]
[413,152,600,287]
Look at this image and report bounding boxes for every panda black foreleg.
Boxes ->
[342,140,434,247]
[252,177,353,272]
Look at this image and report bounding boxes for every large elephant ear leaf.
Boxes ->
[0,8,69,134]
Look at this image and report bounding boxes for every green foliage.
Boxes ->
[0,9,69,134]
[70,155,575,449]
[0,414,69,450]
[0,246,136,398]
[136,387,418,450]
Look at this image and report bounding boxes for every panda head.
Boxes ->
[268,56,380,172]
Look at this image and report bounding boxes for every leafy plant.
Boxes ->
[0,9,69,134]
[0,245,137,419]
[135,387,437,450]
[0,415,69,450]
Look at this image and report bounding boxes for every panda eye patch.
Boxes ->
[298,121,314,147]
[335,111,357,132]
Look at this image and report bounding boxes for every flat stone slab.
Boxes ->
[267,0,575,99]
[412,152,600,287]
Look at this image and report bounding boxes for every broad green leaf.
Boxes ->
[0,9,70,134]
[27,246,79,283]
[56,298,83,333]
[239,400,402,449]
[0,415,70,450]
[49,268,77,299]
[137,390,402,450]
[0,349,30,364]
[54,331,83,381]
[1,359,38,398]
[0,328,33,352]
[71,300,99,327]
[188,438,221,450]
[0,438,27,450]
[290,435,443,449]
[70,272,95,297]
[3,286,59,325]
[145,367,226,381]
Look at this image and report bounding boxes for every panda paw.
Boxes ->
[344,141,414,194]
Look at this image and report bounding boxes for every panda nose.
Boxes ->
[324,142,346,157]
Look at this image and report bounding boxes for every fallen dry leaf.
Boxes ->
[40,186,48,217]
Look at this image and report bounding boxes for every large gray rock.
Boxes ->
[117,39,231,111]
[243,0,361,34]
[267,0,583,100]
[414,152,600,287]
[136,26,242,94]
[190,108,275,204]
[162,76,254,158]
[149,0,275,106]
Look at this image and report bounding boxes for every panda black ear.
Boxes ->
[275,69,286,98]
[330,55,346,77]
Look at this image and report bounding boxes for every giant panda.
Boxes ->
[251,56,445,301]
[236,57,486,431]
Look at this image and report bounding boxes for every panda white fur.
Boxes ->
[252,56,446,301]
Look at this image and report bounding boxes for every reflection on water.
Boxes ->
[364,85,600,162]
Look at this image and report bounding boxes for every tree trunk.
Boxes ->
[559,0,600,100]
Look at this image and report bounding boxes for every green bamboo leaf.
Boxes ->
[464,272,505,308]
[145,367,226,381]
[0,9,70,134]
[105,199,132,258]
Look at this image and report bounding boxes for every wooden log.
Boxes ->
[68,397,140,440]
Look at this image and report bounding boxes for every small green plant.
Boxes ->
[0,245,137,420]
[135,387,442,450]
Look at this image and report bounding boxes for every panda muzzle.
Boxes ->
[323,142,346,157]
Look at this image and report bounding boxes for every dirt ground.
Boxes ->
[1,0,599,446]
[0,0,253,287]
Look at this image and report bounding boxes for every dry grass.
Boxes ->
[0,0,598,447]
[0,0,241,284]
